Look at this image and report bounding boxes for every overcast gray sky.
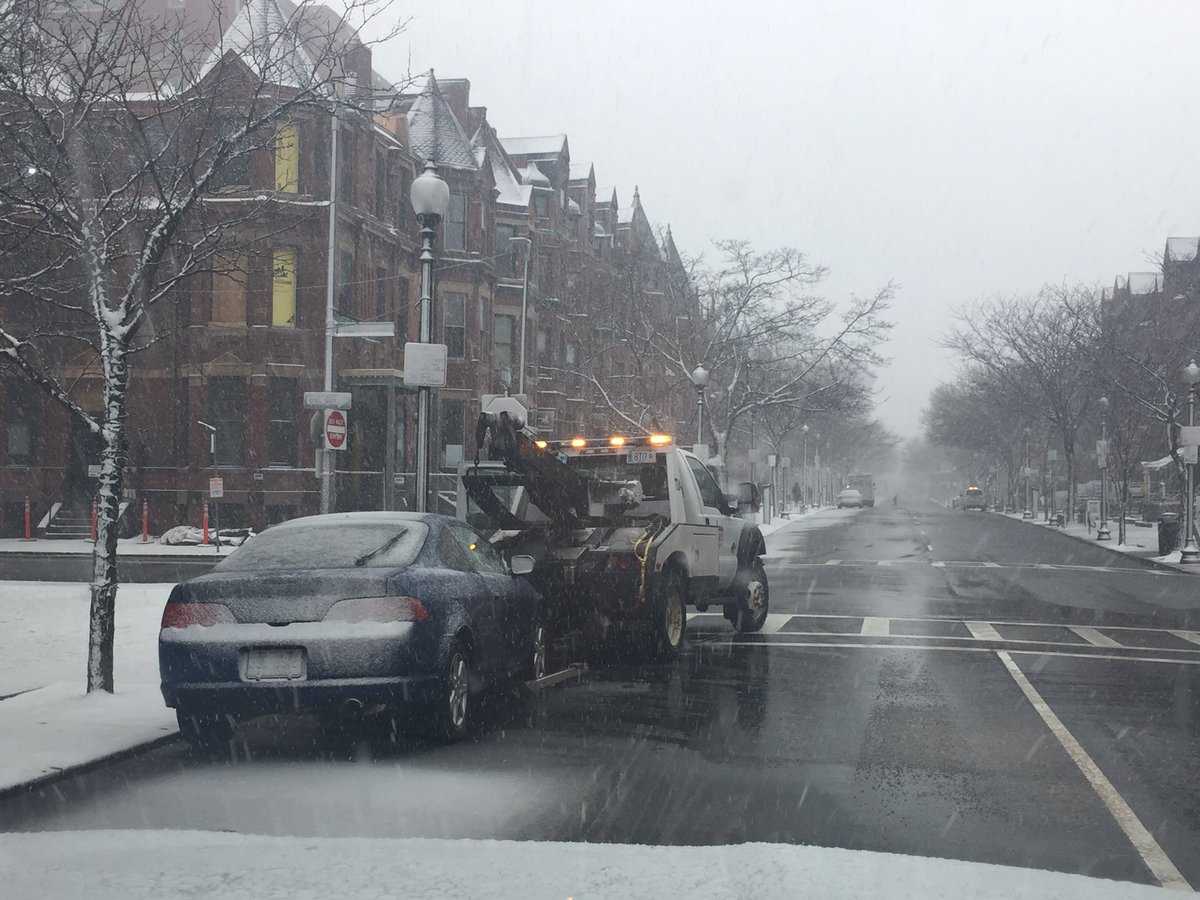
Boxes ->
[373,0,1200,436]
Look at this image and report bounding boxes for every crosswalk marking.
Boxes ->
[1069,626,1122,648]
[1169,629,1200,647]
[760,613,791,634]
[824,559,841,565]
[966,621,1003,641]
[982,561,1000,568]
[860,616,890,636]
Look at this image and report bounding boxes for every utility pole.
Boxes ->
[320,105,339,514]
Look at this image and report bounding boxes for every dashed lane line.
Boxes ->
[966,621,1004,641]
[860,616,890,636]
[995,650,1191,891]
[1070,626,1123,648]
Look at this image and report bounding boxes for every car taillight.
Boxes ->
[323,597,430,623]
[160,602,235,628]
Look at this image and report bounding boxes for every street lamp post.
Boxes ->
[410,161,450,514]
[1097,397,1111,541]
[1022,427,1033,518]
[690,365,709,449]
[1181,361,1200,563]
[801,424,810,507]
[509,235,532,396]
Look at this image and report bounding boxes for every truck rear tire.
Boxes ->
[651,567,687,658]
[727,558,769,633]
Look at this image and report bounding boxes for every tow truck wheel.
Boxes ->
[727,558,769,633]
[652,567,687,658]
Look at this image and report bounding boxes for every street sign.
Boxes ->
[1047,449,1058,462]
[1183,445,1199,465]
[403,342,448,387]
[303,391,352,411]
[208,476,224,499]
[782,457,791,468]
[1096,439,1108,457]
[87,464,102,478]
[694,443,710,460]
[767,454,778,467]
[324,409,348,451]
[333,321,395,338]
[1181,426,1200,447]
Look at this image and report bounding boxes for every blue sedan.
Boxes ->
[159,512,543,749]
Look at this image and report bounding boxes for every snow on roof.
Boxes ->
[567,197,581,214]
[1167,237,1200,262]
[569,162,594,182]
[1127,272,1162,295]
[594,186,616,207]
[521,162,551,187]
[406,72,478,170]
[197,0,320,90]
[501,134,567,158]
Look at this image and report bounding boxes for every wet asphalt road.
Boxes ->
[5,502,1200,889]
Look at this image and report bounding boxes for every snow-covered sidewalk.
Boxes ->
[758,505,859,540]
[0,536,237,556]
[0,581,176,794]
[997,512,1190,571]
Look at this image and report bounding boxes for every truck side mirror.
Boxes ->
[722,493,741,516]
[509,554,535,576]
[737,482,760,513]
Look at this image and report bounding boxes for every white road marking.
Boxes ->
[966,621,1003,641]
[1168,629,1200,647]
[982,562,1001,568]
[931,561,946,568]
[860,616,890,636]
[995,650,1191,891]
[718,640,1200,666]
[824,559,841,566]
[748,630,1200,655]
[876,559,894,567]
[760,613,791,634]
[1069,626,1122,648]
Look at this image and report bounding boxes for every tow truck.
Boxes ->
[457,399,769,660]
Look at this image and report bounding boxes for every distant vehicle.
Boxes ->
[847,473,875,507]
[159,511,542,750]
[837,488,864,508]
[962,486,987,511]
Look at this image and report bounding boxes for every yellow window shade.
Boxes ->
[275,124,298,193]
[272,249,296,326]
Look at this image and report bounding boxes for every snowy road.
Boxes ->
[5,503,1200,892]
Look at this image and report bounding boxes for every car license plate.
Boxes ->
[626,449,655,464]
[244,648,305,681]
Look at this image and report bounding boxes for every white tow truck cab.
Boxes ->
[457,409,769,658]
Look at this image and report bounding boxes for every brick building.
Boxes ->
[0,4,692,537]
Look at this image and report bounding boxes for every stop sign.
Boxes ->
[324,409,348,450]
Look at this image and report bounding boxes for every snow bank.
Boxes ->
[0,582,171,696]
[0,830,1172,899]
[761,506,860,541]
[0,537,237,556]
[0,683,175,793]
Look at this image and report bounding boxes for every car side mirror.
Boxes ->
[737,482,761,513]
[510,554,535,576]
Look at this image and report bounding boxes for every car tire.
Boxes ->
[651,567,687,658]
[725,558,770,633]
[176,709,234,754]
[432,641,472,742]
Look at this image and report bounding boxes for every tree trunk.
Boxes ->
[1064,449,1076,524]
[87,338,130,694]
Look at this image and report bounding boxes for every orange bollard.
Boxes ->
[201,501,210,545]
[141,498,150,543]
[90,498,98,542]
[23,496,32,541]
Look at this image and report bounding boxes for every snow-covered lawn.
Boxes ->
[0,581,171,697]
[0,830,1174,899]
[0,582,176,792]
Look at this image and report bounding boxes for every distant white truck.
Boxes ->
[847,473,876,507]
[458,405,769,659]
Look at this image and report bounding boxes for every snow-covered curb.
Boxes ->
[0,682,175,796]
[998,512,1191,574]
[0,830,1173,899]
[0,536,237,556]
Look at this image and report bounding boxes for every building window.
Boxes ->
[495,224,517,277]
[271,248,296,326]
[533,190,550,218]
[444,292,466,359]
[337,250,354,314]
[207,376,245,466]
[494,314,515,386]
[274,123,298,193]
[396,276,409,343]
[565,342,577,366]
[5,387,36,466]
[337,130,353,204]
[375,153,388,219]
[267,378,297,466]
[441,398,465,468]
[210,253,246,324]
[212,118,248,189]
[397,169,411,228]
[444,191,466,251]
[374,266,389,320]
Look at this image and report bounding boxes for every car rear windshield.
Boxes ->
[215,522,429,571]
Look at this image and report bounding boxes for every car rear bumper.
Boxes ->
[162,675,442,715]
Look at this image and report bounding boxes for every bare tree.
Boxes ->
[0,0,402,692]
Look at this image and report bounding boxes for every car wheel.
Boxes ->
[731,558,770,633]
[176,709,234,754]
[651,567,687,658]
[433,642,472,742]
